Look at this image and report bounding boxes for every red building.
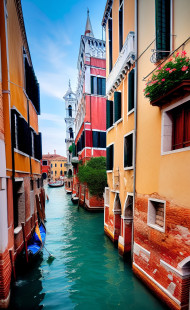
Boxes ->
[72,11,106,210]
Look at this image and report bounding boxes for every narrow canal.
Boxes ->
[9,186,167,310]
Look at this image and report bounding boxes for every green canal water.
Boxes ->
[9,186,168,310]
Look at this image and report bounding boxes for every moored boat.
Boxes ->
[65,188,72,194]
[27,222,46,259]
[48,180,64,188]
[71,194,79,204]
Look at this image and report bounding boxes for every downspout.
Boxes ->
[132,0,138,262]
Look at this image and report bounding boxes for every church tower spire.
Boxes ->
[84,9,94,37]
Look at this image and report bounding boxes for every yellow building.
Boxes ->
[50,156,67,180]
[102,0,135,256]
[103,0,190,309]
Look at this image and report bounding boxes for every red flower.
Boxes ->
[176,52,180,57]
[162,78,165,82]
[181,51,187,56]
[146,92,150,96]
[172,68,177,71]
[181,65,188,71]
[165,68,170,71]
[158,66,162,70]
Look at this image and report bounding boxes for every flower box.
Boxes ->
[150,80,190,106]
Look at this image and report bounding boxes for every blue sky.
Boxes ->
[22,0,106,156]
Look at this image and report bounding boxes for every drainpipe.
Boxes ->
[132,0,138,262]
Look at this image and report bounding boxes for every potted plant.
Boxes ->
[144,51,190,106]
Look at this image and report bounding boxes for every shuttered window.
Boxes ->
[85,130,92,147]
[11,109,31,155]
[108,11,113,73]
[34,132,42,160]
[92,131,106,148]
[24,57,40,114]
[106,100,113,129]
[119,0,123,52]
[91,76,106,96]
[155,0,171,60]
[172,102,190,150]
[114,92,121,122]
[124,133,133,168]
[106,144,114,171]
[128,69,135,112]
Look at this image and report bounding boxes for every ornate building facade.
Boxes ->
[63,81,76,191]
[72,11,107,210]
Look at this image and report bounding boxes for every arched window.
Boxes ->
[68,105,72,117]
[69,128,73,139]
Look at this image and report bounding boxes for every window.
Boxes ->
[69,128,73,139]
[114,92,121,123]
[172,102,190,150]
[105,187,110,206]
[108,11,113,73]
[68,105,72,117]
[119,0,123,52]
[51,163,53,168]
[60,163,62,167]
[14,179,25,228]
[55,171,57,175]
[124,132,133,168]
[60,170,63,175]
[124,195,133,219]
[162,101,190,153]
[155,0,171,60]
[92,131,106,148]
[24,57,40,114]
[106,144,114,171]
[91,76,106,96]
[148,198,165,232]
[128,69,135,112]
[42,160,47,166]
[51,171,53,174]
[36,178,40,188]
[55,163,57,167]
[30,179,33,191]
[106,100,113,129]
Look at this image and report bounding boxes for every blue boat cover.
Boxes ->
[27,224,46,255]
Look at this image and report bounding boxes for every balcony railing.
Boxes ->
[106,32,135,95]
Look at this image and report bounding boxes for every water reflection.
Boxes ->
[8,186,168,310]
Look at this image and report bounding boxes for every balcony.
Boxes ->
[65,138,74,143]
[106,32,135,95]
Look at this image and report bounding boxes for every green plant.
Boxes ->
[78,157,107,197]
[144,51,190,102]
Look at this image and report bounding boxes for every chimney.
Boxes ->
[54,150,56,155]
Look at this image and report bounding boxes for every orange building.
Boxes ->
[41,151,67,181]
[102,0,190,309]
[102,0,135,255]
[0,0,43,307]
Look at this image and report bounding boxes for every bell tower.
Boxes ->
[63,80,76,177]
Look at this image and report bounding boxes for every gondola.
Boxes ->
[26,222,46,260]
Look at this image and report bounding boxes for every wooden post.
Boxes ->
[9,249,16,281]
[40,190,45,220]
[36,194,43,220]
[21,223,28,263]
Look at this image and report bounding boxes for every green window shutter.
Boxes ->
[155,0,170,60]
[91,76,94,94]
[128,69,135,112]
[114,92,121,123]
[72,143,75,157]
[106,100,113,129]
[106,144,114,170]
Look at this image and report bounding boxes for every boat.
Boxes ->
[48,180,64,188]
[27,222,46,259]
[65,188,72,194]
[71,193,79,204]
